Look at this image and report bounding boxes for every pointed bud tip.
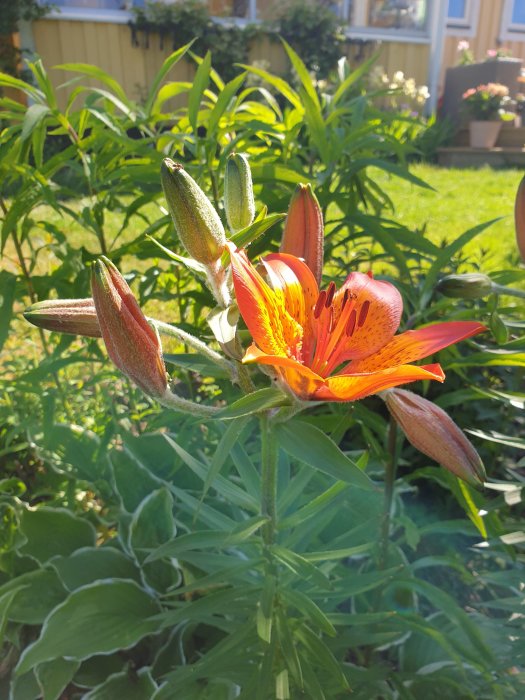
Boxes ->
[384,388,486,488]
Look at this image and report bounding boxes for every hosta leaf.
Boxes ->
[16,581,161,675]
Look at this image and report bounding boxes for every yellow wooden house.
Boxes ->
[17,1,525,110]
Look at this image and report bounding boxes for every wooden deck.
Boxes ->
[437,146,525,168]
[437,125,525,168]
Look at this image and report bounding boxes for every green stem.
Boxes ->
[159,386,221,417]
[150,318,234,373]
[379,418,398,571]
[492,283,525,300]
[260,412,278,546]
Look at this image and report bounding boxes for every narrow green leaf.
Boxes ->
[21,103,50,141]
[16,581,161,675]
[201,417,251,501]
[282,589,336,637]
[188,51,212,132]
[217,388,290,419]
[55,63,129,105]
[238,64,302,110]
[276,421,375,490]
[163,434,258,511]
[228,212,285,249]
[279,481,348,530]
[275,609,303,687]
[0,271,16,351]
[145,42,194,115]
[146,515,267,562]
[332,52,381,105]
[207,72,246,134]
[272,546,329,587]
[457,480,487,539]
[420,218,501,307]
[281,39,320,110]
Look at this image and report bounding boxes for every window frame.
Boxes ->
[445,0,479,37]
[501,0,525,40]
[347,0,433,44]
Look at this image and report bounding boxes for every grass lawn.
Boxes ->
[373,164,524,273]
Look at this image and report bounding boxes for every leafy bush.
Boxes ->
[0,44,524,699]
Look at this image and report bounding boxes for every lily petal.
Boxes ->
[329,272,403,364]
[314,363,445,402]
[347,321,486,374]
[229,245,302,358]
[243,343,324,398]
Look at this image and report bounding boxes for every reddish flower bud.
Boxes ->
[280,183,324,286]
[514,174,525,262]
[383,388,486,488]
[23,298,101,338]
[91,258,167,398]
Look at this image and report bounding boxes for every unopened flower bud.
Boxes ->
[91,257,167,398]
[224,153,255,233]
[280,183,324,286]
[436,273,493,299]
[515,174,525,262]
[383,388,486,488]
[23,298,101,337]
[161,158,226,264]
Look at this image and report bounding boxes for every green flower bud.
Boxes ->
[436,273,493,299]
[161,159,226,264]
[224,153,255,233]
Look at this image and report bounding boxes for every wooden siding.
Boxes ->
[378,41,430,87]
[442,0,525,92]
[30,18,377,110]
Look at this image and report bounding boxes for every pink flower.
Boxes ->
[457,40,470,52]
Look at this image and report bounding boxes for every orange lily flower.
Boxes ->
[229,246,486,401]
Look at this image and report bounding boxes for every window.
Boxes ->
[448,0,467,20]
[446,0,479,36]
[367,0,428,32]
[501,0,525,38]
[511,0,525,25]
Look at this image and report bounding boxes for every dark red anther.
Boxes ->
[345,309,357,337]
[358,300,370,327]
[314,290,327,318]
[325,281,336,308]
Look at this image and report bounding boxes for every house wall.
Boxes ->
[442,0,525,91]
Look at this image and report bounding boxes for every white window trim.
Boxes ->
[500,0,525,40]
[348,0,432,44]
[446,0,480,37]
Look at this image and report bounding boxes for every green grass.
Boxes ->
[373,164,523,273]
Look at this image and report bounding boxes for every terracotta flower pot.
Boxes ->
[469,120,502,148]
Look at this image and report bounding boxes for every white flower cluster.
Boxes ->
[369,66,430,114]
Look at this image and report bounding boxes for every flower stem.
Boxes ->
[379,418,398,571]
[150,318,234,374]
[159,386,221,417]
[260,412,278,546]
[492,283,525,300]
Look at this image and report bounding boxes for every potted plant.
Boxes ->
[461,82,514,148]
